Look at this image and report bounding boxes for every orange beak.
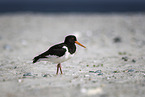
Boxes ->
[75,41,86,48]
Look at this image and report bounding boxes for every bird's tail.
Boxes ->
[33,56,40,63]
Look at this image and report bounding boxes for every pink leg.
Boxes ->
[59,63,63,74]
[56,63,60,75]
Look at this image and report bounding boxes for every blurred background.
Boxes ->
[0,0,145,13]
[0,1,145,97]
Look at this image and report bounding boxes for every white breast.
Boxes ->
[62,46,74,60]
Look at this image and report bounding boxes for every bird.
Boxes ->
[33,35,86,74]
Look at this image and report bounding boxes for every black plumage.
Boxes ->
[33,35,77,63]
[33,43,66,63]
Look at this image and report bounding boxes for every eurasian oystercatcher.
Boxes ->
[33,35,86,74]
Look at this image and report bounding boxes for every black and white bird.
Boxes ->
[33,35,86,74]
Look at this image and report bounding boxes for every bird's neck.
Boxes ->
[66,43,76,54]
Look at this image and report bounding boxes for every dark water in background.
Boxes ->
[0,0,145,13]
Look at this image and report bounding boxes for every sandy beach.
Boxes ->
[0,13,145,97]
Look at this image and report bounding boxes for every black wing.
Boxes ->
[33,43,66,63]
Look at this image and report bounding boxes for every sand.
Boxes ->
[0,13,145,97]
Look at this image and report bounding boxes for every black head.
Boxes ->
[64,35,77,44]
[64,35,86,48]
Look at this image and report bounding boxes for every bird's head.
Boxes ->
[64,35,86,48]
